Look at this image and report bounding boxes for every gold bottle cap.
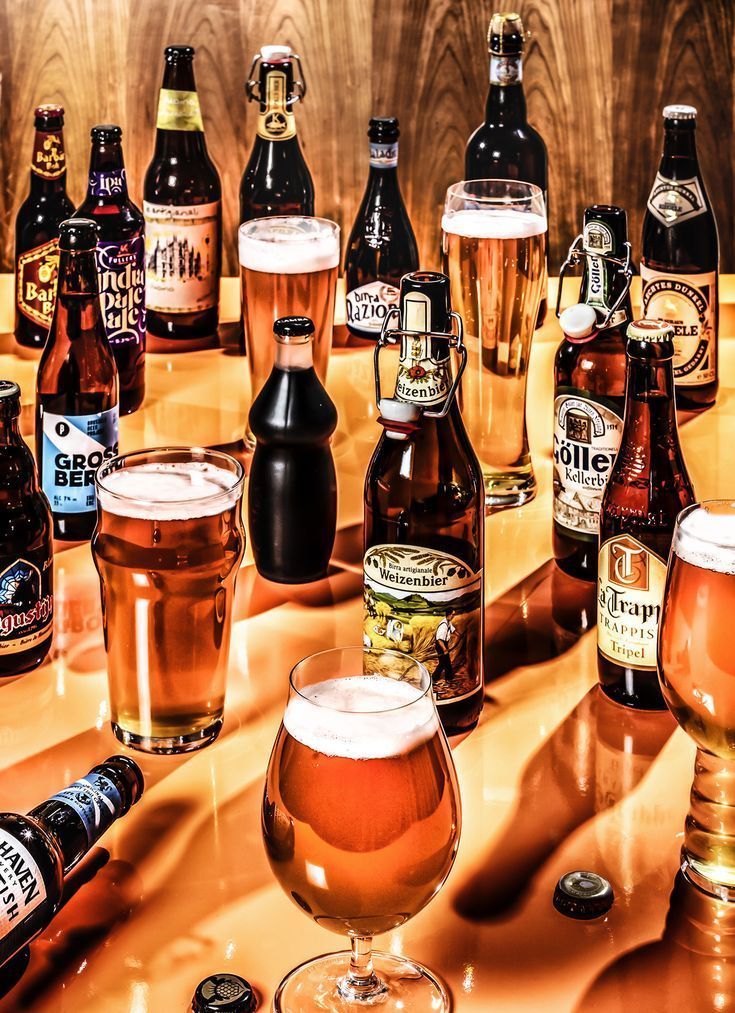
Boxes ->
[488,12,525,54]
[627,318,675,343]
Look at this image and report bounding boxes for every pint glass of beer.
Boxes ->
[263,646,460,1012]
[443,180,547,508]
[93,447,245,754]
[239,216,339,444]
[659,501,735,898]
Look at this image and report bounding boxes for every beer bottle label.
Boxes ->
[89,168,127,197]
[346,280,400,337]
[395,292,452,405]
[156,89,204,132]
[16,239,60,328]
[490,55,522,85]
[369,142,398,168]
[0,555,53,656]
[0,828,46,932]
[41,407,119,515]
[50,771,122,847]
[582,220,627,328]
[646,172,707,227]
[31,130,66,179]
[640,266,717,386]
[97,236,146,351]
[363,543,482,703]
[597,535,667,671]
[143,200,220,313]
[553,395,623,536]
[257,70,296,141]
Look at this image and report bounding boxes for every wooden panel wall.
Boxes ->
[0,0,732,276]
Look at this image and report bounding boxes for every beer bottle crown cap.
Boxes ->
[91,124,122,142]
[488,12,525,54]
[663,104,697,120]
[59,218,99,251]
[273,315,314,342]
[97,755,145,810]
[260,44,291,62]
[559,303,597,340]
[165,44,195,61]
[192,973,256,1012]
[34,104,64,127]
[0,381,21,417]
[553,870,614,919]
[368,117,399,141]
[627,318,675,343]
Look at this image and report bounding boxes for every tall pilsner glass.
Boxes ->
[263,646,460,1012]
[659,501,735,899]
[442,179,546,509]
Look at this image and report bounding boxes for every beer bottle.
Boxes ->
[597,319,696,709]
[36,219,119,542]
[464,12,548,324]
[344,118,418,343]
[364,272,484,736]
[248,316,337,583]
[240,46,314,222]
[0,381,53,676]
[553,205,633,582]
[641,105,719,411]
[75,125,146,415]
[0,755,143,968]
[144,45,222,350]
[14,105,75,350]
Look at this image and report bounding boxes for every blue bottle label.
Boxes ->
[97,236,146,351]
[41,407,119,514]
[89,168,127,197]
[50,772,122,846]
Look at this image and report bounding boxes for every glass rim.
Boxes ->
[289,646,432,714]
[95,446,245,511]
[675,500,735,549]
[445,178,544,206]
[237,215,340,244]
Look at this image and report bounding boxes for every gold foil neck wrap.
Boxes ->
[487,12,525,54]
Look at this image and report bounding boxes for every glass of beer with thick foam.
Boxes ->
[659,501,735,899]
[442,179,547,509]
[239,216,339,446]
[93,447,245,754]
[263,646,460,1012]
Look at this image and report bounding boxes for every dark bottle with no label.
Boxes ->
[248,316,337,584]
[75,125,146,415]
[344,118,418,343]
[240,46,314,223]
[364,272,485,736]
[14,105,76,350]
[0,381,53,676]
[465,12,548,324]
[641,105,719,412]
[597,319,695,709]
[553,205,633,582]
[144,46,222,350]
[36,219,119,542]
[0,755,143,969]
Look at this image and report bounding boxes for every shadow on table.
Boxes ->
[576,871,735,1013]
[453,685,676,921]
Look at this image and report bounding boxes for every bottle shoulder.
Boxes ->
[144,151,221,204]
[249,369,337,444]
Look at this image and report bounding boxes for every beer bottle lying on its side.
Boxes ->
[364,272,485,736]
[597,319,696,710]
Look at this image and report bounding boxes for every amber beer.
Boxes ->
[93,448,245,753]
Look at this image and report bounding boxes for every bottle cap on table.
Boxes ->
[192,972,257,1011]
[553,870,614,919]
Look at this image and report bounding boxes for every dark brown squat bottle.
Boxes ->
[14,105,75,350]
[0,381,53,676]
[364,271,485,736]
[144,46,222,350]
[597,319,695,710]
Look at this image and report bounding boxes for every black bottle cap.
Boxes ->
[165,44,195,61]
[399,271,452,335]
[91,124,122,143]
[368,117,399,142]
[553,870,614,919]
[59,218,99,252]
[192,973,256,1012]
[0,381,21,418]
[34,104,64,129]
[273,315,314,340]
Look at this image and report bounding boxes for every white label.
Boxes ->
[346,280,400,336]
[582,221,627,328]
[490,55,522,85]
[641,266,717,386]
[646,172,707,227]
[0,827,46,932]
[553,396,623,535]
[597,535,667,670]
[369,142,398,168]
[143,200,220,313]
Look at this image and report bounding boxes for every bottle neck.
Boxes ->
[622,350,678,441]
[154,59,207,157]
[275,337,313,370]
[29,128,69,197]
[0,416,23,447]
[58,249,100,299]
[87,141,129,202]
[660,124,699,178]
[256,64,298,142]
[486,52,527,124]
[395,332,454,413]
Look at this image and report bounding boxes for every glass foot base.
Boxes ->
[111,717,223,755]
[273,950,451,1011]
[483,468,537,512]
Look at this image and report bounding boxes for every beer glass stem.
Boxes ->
[337,935,388,1002]
[682,747,735,901]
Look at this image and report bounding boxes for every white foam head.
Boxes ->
[283,675,438,760]
[238,217,340,275]
[97,461,242,520]
[442,208,547,239]
[673,503,735,575]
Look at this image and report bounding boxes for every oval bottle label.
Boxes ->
[640,266,717,386]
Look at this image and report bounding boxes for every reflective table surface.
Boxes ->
[1,278,734,1012]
